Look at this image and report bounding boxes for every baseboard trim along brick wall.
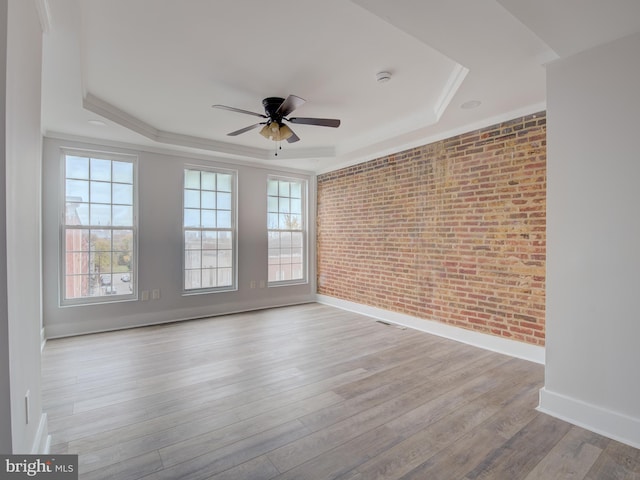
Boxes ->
[317,112,546,346]
[317,294,545,364]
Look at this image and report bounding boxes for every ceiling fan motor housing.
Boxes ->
[262,97,286,120]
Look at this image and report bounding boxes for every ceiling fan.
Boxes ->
[212,95,340,144]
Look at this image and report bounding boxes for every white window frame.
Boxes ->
[267,175,308,286]
[59,149,138,306]
[182,166,238,294]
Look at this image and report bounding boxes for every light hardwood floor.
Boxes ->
[42,303,640,480]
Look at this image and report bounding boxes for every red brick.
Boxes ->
[317,112,546,346]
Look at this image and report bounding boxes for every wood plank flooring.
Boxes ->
[42,303,640,480]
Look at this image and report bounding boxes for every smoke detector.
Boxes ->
[376,71,392,83]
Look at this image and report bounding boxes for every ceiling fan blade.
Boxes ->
[288,117,341,128]
[286,129,300,143]
[212,104,266,119]
[275,95,306,117]
[227,123,263,136]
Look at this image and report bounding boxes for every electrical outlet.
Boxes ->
[141,290,149,301]
[250,281,256,289]
[152,289,160,300]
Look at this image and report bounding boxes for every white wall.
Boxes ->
[42,137,316,337]
[1,0,47,453]
[0,0,11,455]
[540,31,640,448]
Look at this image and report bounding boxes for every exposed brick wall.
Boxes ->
[317,112,546,345]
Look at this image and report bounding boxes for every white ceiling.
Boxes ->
[40,0,640,173]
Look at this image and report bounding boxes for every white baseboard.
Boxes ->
[44,295,316,339]
[31,413,50,454]
[538,387,640,449]
[316,294,545,364]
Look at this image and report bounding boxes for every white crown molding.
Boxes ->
[434,63,469,120]
[83,93,337,162]
[43,131,319,176]
[316,101,546,175]
[34,0,52,33]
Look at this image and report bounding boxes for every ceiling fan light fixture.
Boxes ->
[259,123,274,140]
[278,124,293,141]
[259,122,293,142]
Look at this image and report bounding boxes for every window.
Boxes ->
[183,168,236,292]
[62,151,136,305]
[267,176,306,284]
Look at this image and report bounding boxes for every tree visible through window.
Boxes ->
[183,168,236,292]
[268,177,306,284]
[63,152,136,303]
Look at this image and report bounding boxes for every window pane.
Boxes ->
[184,189,200,209]
[201,191,215,209]
[202,269,216,288]
[185,250,201,269]
[202,231,217,249]
[267,179,279,196]
[267,196,278,213]
[185,230,201,249]
[217,231,232,250]
[291,198,302,214]
[66,179,89,202]
[268,231,280,248]
[65,252,88,275]
[91,181,111,203]
[90,204,111,226]
[184,170,200,189]
[112,183,133,205]
[90,158,111,181]
[112,206,133,226]
[268,213,278,230]
[71,204,89,225]
[201,210,215,228]
[202,250,216,268]
[66,156,89,179]
[65,228,89,252]
[268,249,280,265]
[217,250,232,268]
[202,171,216,190]
[185,270,201,289]
[112,161,133,184]
[91,230,112,250]
[91,252,112,272]
[217,211,231,229]
[184,209,200,227]
[217,192,231,210]
[113,230,133,251]
[65,275,90,299]
[217,174,232,192]
[218,268,232,286]
[289,214,302,229]
[278,197,290,214]
[290,182,302,198]
[291,232,303,248]
[279,181,290,197]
